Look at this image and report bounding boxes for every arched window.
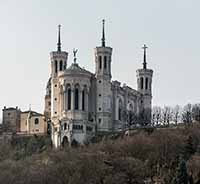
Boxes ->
[55,60,58,73]
[82,90,85,111]
[99,56,102,69]
[35,118,39,125]
[128,103,134,124]
[104,56,107,69]
[75,88,79,110]
[64,123,67,130]
[140,77,144,89]
[145,77,148,90]
[118,99,122,121]
[59,60,63,71]
[67,88,71,110]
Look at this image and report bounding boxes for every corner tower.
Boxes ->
[50,25,68,78]
[50,25,68,121]
[95,20,112,79]
[137,45,153,122]
[95,20,113,131]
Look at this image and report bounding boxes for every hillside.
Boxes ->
[0,125,200,184]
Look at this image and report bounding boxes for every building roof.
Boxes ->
[64,63,93,76]
[21,110,44,117]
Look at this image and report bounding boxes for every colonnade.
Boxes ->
[61,85,89,112]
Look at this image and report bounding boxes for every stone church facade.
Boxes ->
[44,21,153,148]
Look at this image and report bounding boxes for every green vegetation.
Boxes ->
[0,125,200,183]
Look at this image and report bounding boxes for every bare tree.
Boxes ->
[192,104,200,123]
[161,106,172,126]
[172,105,181,125]
[152,106,162,126]
[182,103,193,125]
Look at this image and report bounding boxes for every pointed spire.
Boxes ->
[101,19,105,47]
[57,25,61,52]
[142,44,148,69]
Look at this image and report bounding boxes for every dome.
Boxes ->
[64,63,92,76]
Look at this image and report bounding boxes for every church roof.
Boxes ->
[21,110,44,117]
[65,63,92,75]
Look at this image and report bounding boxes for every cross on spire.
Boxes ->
[57,25,61,52]
[101,19,106,47]
[142,44,148,69]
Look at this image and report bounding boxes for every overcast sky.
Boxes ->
[0,0,200,117]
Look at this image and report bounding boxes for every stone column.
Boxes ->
[71,87,74,110]
[63,90,67,111]
[79,89,82,110]
[85,90,89,112]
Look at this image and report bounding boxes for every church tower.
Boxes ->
[95,20,113,131]
[137,45,153,122]
[50,25,68,127]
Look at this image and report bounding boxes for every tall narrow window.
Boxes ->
[99,56,102,69]
[64,123,67,130]
[104,56,107,69]
[75,88,79,110]
[140,77,144,90]
[82,90,85,111]
[145,77,148,90]
[118,99,122,121]
[59,60,63,71]
[55,60,58,73]
[67,88,71,110]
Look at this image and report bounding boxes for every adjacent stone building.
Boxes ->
[2,107,47,136]
[2,106,21,132]
[19,111,47,135]
[45,21,154,148]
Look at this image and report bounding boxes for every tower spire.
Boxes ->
[101,19,105,47]
[57,25,61,52]
[142,44,148,69]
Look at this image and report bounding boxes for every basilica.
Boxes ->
[44,21,153,148]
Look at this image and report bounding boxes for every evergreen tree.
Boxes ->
[173,159,188,184]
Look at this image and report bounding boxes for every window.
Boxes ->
[55,84,57,87]
[82,90,85,111]
[8,113,10,116]
[98,118,102,124]
[99,56,102,69]
[55,60,58,73]
[73,124,83,130]
[99,80,102,83]
[99,107,102,111]
[35,118,39,125]
[86,126,93,131]
[55,112,57,114]
[145,77,148,90]
[140,77,144,90]
[59,60,63,71]
[67,88,71,110]
[75,88,79,110]
[48,102,51,106]
[54,98,57,101]
[118,99,122,121]
[99,94,101,97]
[104,56,107,69]
[64,123,67,130]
